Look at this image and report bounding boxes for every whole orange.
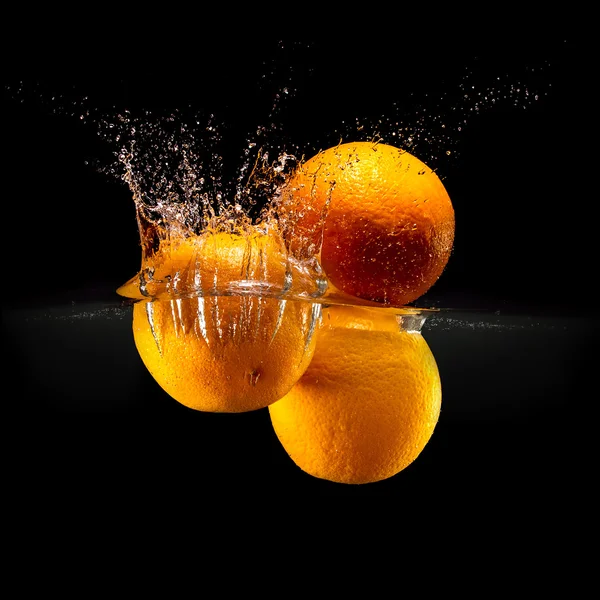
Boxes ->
[268,304,442,484]
[277,141,455,306]
[120,229,320,413]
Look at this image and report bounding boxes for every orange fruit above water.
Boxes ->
[268,304,442,484]
[121,228,320,413]
[278,141,455,306]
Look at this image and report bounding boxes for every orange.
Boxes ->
[120,228,320,413]
[268,304,441,484]
[277,141,455,306]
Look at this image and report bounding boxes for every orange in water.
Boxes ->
[278,141,455,306]
[120,228,320,413]
[268,304,441,484]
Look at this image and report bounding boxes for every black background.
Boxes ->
[3,36,595,507]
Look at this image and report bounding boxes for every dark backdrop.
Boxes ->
[2,36,594,510]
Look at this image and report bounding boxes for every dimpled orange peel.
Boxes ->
[268,304,441,484]
[118,226,321,413]
[278,141,455,306]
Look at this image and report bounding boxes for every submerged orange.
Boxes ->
[123,229,320,413]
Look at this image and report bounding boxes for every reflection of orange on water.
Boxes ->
[119,227,321,413]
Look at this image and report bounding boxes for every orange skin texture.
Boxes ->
[268,305,442,484]
[279,142,455,306]
[130,231,319,413]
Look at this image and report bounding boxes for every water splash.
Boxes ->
[4,40,563,210]
[270,299,287,345]
[145,301,162,356]
[339,57,557,178]
[303,302,322,354]
[193,296,210,346]
[3,39,567,311]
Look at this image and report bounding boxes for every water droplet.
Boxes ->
[247,368,262,386]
